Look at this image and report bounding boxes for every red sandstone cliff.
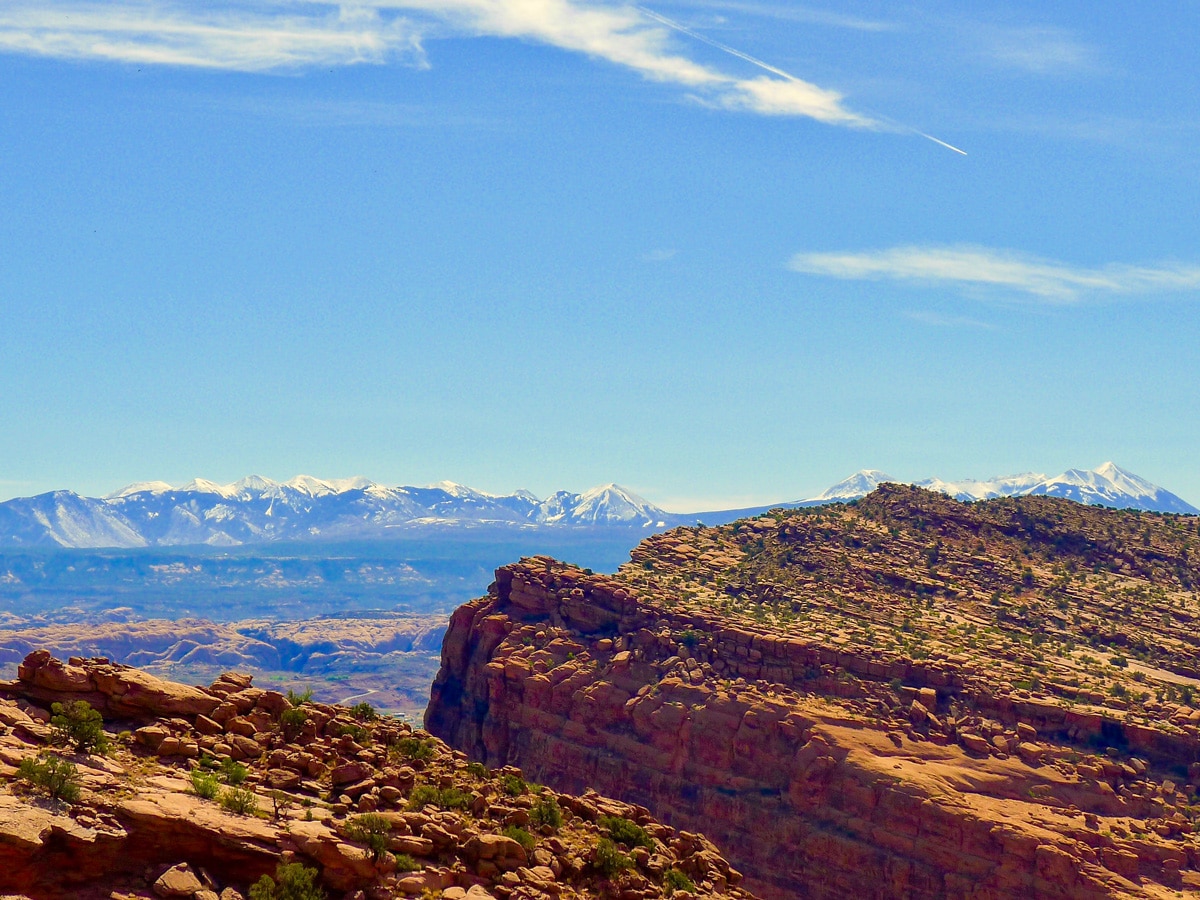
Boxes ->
[426,491,1200,900]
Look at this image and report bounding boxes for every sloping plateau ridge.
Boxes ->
[427,486,1200,899]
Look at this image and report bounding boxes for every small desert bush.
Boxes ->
[530,794,563,830]
[344,813,392,861]
[220,757,249,785]
[593,838,632,877]
[280,707,308,733]
[394,853,421,873]
[339,723,372,745]
[249,862,326,900]
[503,825,535,851]
[50,700,109,754]
[285,687,314,706]
[501,773,527,796]
[350,701,377,721]
[190,768,221,800]
[663,869,695,895]
[391,736,434,763]
[599,816,654,849]
[407,783,470,812]
[17,752,80,802]
[220,786,259,816]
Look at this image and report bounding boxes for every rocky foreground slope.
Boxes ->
[0,651,750,900]
[427,486,1200,899]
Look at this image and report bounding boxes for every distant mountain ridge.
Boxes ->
[805,462,1198,514]
[0,462,1192,549]
[0,477,676,549]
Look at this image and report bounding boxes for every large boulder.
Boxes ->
[13,651,219,719]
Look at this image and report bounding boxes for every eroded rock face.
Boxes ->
[427,490,1200,899]
[14,649,220,719]
[0,651,752,900]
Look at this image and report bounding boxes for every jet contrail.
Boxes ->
[637,5,798,82]
[637,5,967,156]
[913,130,968,156]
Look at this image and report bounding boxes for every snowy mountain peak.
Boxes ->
[1089,462,1158,497]
[570,484,667,525]
[232,475,280,494]
[813,470,896,501]
[913,472,1046,502]
[282,475,374,497]
[807,464,1197,515]
[106,481,174,499]
[177,478,240,498]
[427,480,493,500]
[1027,463,1196,513]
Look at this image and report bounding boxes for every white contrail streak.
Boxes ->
[638,5,967,156]
[913,130,968,156]
[636,5,796,81]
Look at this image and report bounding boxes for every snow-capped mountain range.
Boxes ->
[0,477,675,549]
[807,462,1198,515]
[0,462,1191,549]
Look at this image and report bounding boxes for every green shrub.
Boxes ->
[344,813,392,862]
[339,723,372,745]
[466,761,488,778]
[407,784,470,811]
[501,773,527,796]
[437,786,471,810]
[530,795,562,830]
[407,784,440,811]
[598,816,654,849]
[393,853,421,873]
[391,737,434,763]
[350,701,377,721]
[220,757,249,786]
[280,707,308,732]
[503,825,535,851]
[191,768,221,799]
[593,838,632,877]
[49,700,109,754]
[663,868,695,895]
[285,687,314,707]
[249,862,326,900]
[221,787,259,815]
[17,752,80,802]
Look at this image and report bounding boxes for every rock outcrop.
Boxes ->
[0,652,751,900]
[0,612,448,720]
[427,487,1200,899]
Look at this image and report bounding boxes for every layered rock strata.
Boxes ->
[427,487,1200,899]
[0,651,750,900]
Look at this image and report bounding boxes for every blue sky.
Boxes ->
[1,1,1198,511]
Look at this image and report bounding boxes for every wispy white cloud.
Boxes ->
[642,248,677,262]
[790,245,1200,303]
[0,2,425,70]
[982,25,1100,76]
[405,0,872,125]
[0,0,872,128]
[651,1,897,33]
